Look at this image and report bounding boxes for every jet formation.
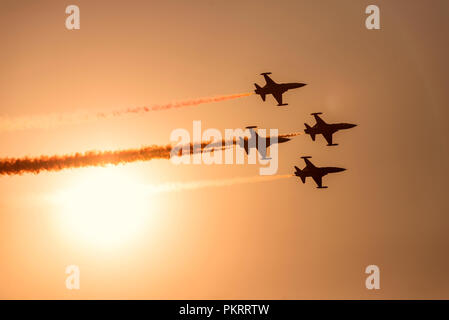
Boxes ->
[251,72,356,189]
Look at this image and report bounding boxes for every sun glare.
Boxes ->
[54,167,152,249]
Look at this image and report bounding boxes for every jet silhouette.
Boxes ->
[304,112,357,146]
[239,126,291,159]
[254,72,307,106]
[294,156,346,189]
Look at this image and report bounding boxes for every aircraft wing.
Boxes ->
[313,114,326,125]
[312,175,323,188]
[257,147,269,160]
[302,157,315,168]
[263,73,276,85]
[323,132,333,145]
[273,92,283,106]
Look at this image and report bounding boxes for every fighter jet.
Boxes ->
[254,72,307,106]
[294,156,346,189]
[239,126,292,159]
[304,112,357,146]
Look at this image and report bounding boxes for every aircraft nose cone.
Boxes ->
[349,124,357,128]
[293,83,307,89]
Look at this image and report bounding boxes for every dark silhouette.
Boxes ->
[294,156,346,189]
[254,72,307,106]
[304,112,357,146]
[239,126,291,159]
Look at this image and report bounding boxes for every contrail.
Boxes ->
[104,92,254,116]
[0,141,230,176]
[146,174,293,194]
[0,130,302,176]
[279,131,303,138]
[0,145,172,176]
[0,92,254,132]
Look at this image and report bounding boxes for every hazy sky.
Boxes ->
[0,0,448,299]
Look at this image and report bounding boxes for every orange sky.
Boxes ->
[0,0,448,299]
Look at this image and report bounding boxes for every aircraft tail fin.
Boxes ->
[294,166,306,184]
[239,136,249,155]
[304,123,316,141]
[254,83,266,101]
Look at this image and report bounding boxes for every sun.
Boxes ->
[53,166,153,249]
